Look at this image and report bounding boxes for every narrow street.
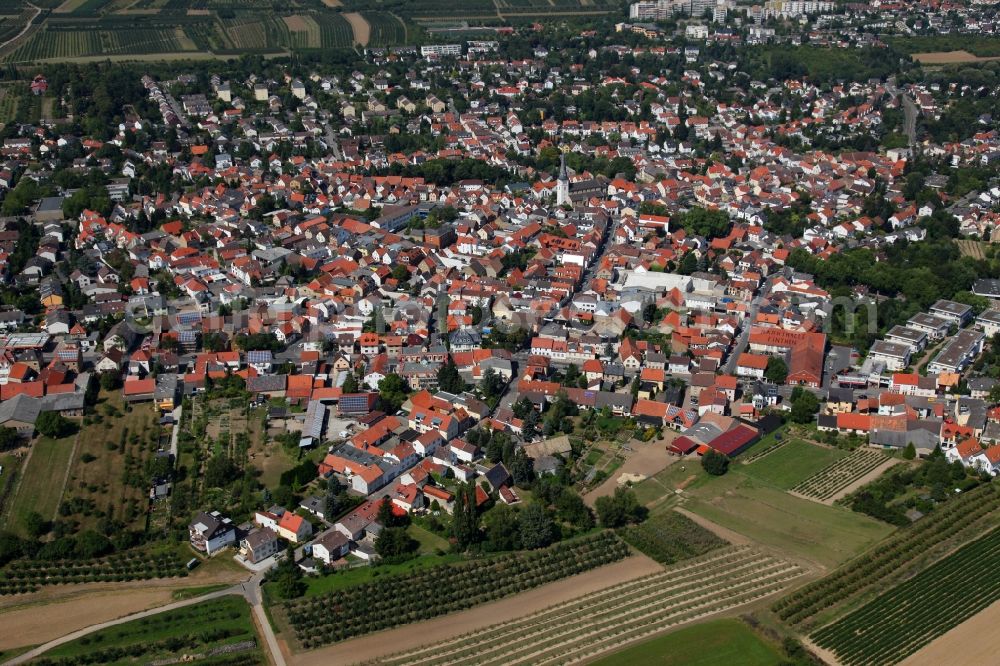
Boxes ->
[722,275,773,376]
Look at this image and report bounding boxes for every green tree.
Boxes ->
[451,483,481,549]
[74,530,112,558]
[764,356,788,384]
[269,546,305,599]
[0,427,19,452]
[375,527,419,562]
[99,371,120,392]
[594,487,646,528]
[437,356,466,393]
[23,511,49,538]
[35,412,76,438]
[789,388,820,424]
[377,374,410,414]
[341,372,359,394]
[510,448,535,487]
[555,491,594,529]
[701,449,730,476]
[902,442,917,460]
[324,477,349,519]
[376,496,409,528]
[517,502,555,550]
[483,503,520,551]
[204,454,239,488]
[0,531,22,567]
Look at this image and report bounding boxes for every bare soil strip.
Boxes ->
[913,50,1000,64]
[53,0,87,13]
[899,597,1000,666]
[320,0,342,6]
[802,637,843,666]
[289,555,663,666]
[343,12,370,47]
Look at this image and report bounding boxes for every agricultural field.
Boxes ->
[6,21,197,61]
[340,0,619,22]
[0,452,22,519]
[60,391,160,533]
[790,448,890,502]
[219,16,287,52]
[2,433,77,535]
[0,0,622,60]
[739,433,789,465]
[33,595,264,665]
[283,14,321,49]
[0,546,188,595]
[0,12,29,46]
[377,545,804,666]
[683,477,891,570]
[620,510,726,566]
[279,531,630,649]
[740,439,846,490]
[592,619,784,666]
[315,12,354,48]
[631,459,893,570]
[812,527,1000,665]
[772,482,1000,630]
[363,11,406,46]
[0,85,19,125]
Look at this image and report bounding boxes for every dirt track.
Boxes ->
[583,436,676,506]
[289,555,663,666]
[0,568,247,651]
[0,587,177,650]
[899,598,1000,666]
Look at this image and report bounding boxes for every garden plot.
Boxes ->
[790,448,890,503]
[378,545,804,666]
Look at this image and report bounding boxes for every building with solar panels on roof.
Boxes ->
[177,330,199,353]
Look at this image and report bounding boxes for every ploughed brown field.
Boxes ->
[913,50,1000,64]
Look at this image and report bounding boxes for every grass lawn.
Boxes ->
[41,596,263,664]
[733,425,787,460]
[740,439,846,490]
[4,434,76,533]
[593,619,782,666]
[0,452,18,473]
[299,553,462,597]
[682,471,893,569]
[408,523,449,553]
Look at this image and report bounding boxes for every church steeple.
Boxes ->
[556,151,570,207]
